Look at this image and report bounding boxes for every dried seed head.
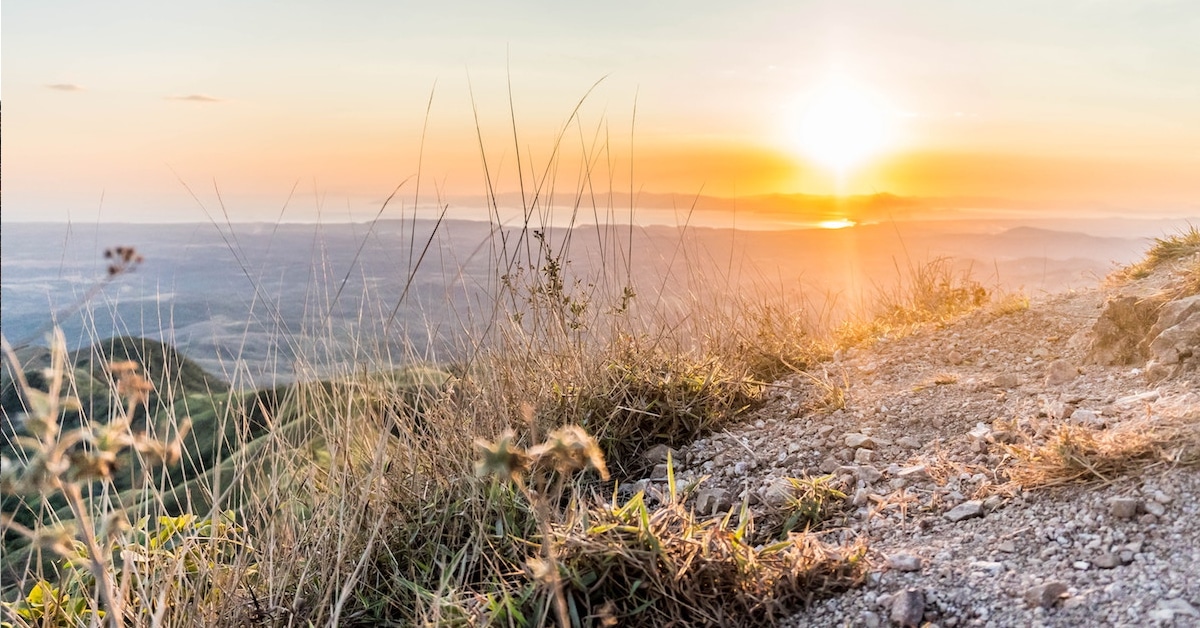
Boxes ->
[474,430,531,482]
[524,557,555,586]
[32,524,79,558]
[527,425,610,480]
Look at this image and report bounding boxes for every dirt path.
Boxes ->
[650,265,1200,626]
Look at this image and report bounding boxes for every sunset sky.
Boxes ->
[3,1,1199,222]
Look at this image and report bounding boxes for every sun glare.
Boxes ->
[793,80,892,181]
[818,218,857,229]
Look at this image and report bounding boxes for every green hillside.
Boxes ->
[1,336,453,592]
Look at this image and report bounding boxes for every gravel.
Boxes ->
[623,266,1200,626]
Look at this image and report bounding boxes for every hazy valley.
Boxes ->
[0,214,1174,387]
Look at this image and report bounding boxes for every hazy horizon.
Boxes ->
[4,2,1200,223]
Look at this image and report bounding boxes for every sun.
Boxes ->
[792,80,892,180]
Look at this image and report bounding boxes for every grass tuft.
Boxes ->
[1121,224,1200,280]
[1003,411,1200,489]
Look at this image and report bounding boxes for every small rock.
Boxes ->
[644,444,678,465]
[1142,501,1166,517]
[996,540,1017,553]
[890,589,925,627]
[1045,360,1079,386]
[897,464,928,478]
[1149,609,1175,622]
[970,560,1004,574]
[1024,581,1068,608]
[650,464,670,480]
[861,610,882,628]
[1139,513,1158,525]
[948,350,963,365]
[982,495,1004,512]
[945,500,984,522]
[992,373,1020,389]
[889,553,923,572]
[819,457,841,473]
[1156,598,1200,618]
[855,448,876,464]
[845,433,877,449]
[857,465,883,484]
[1093,553,1120,569]
[1116,390,1160,406]
[1153,490,1173,504]
[968,423,992,441]
[1069,408,1101,425]
[1109,497,1139,519]
[897,436,922,449]
[1043,399,1070,419]
[852,487,871,506]
[1072,560,1090,570]
[760,478,795,508]
[694,488,730,516]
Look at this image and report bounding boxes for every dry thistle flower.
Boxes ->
[524,556,555,586]
[0,455,22,493]
[474,430,531,482]
[68,449,121,481]
[596,600,619,627]
[110,361,154,409]
[103,246,144,277]
[31,524,80,558]
[135,417,192,467]
[527,425,610,481]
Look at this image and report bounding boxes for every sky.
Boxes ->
[2,1,1199,222]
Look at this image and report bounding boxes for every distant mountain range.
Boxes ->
[0,216,1183,385]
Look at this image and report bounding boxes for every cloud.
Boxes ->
[46,83,85,92]
[165,93,224,103]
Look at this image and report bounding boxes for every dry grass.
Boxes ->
[1003,411,1200,489]
[833,257,988,351]
[552,493,868,627]
[990,292,1030,317]
[1121,224,1200,280]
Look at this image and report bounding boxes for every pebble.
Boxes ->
[856,465,883,484]
[890,589,925,627]
[1109,497,1139,519]
[896,464,928,478]
[845,433,877,449]
[992,373,1020,388]
[760,477,795,507]
[1024,582,1068,608]
[888,553,923,572]
[896,436,922,449]
[945,500,985,523]
[1045,359,1079,385]
[1143,501,1166,517]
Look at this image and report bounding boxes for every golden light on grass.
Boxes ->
[791,79,894,185]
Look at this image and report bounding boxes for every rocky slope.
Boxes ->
[637,253,1200,626]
